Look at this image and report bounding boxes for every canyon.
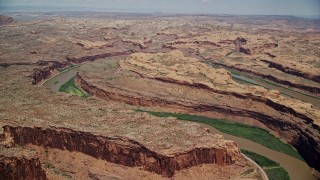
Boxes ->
[0,12,319,179]
[77,51,320,173]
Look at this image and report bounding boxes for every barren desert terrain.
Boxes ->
[0,12,320,180]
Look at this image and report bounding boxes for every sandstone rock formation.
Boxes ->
[78,50,320,172]
[0,146,46,180]
[2,125,241,177]
[163,28,320,95]
[0,63,247,178]
[0,12,319,178]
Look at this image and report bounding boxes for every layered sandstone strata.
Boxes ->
[78,51,320,171]
[0,64,245,178]
[0,146,46,180]
[2,125,241,177]
[0,144,256,180]
[163,31,320,95]
[1,13,319,178]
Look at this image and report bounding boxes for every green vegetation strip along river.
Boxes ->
[136,110,302,160]
[242,149,290,180]
[42,66,315,180]
[59,77,87,97]
[137,110,315,180]
[230,68,320,107]
[205,62,320,108]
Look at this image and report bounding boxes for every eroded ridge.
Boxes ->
[1,13,319,179]
[2,125,241,177]
[78,50,320,171]
[0,145,46,180]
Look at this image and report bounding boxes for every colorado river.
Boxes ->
[205,62,320,108]
[42,68,78,92]
[232,73,320,108]
[201,123,315,180]
[42,67,315,180]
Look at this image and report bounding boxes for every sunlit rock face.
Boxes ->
[0,12,319,178]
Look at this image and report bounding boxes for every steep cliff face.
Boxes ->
[30,50,133,85]
[65,51,133,64]
[77,66,320,172]
[2,125,241,177]
[235,37,251,55]
[261,59,320,84]
[0,156,46,180]
[0,61,69,85]
[30,61,69,84]
[206,61,320,94]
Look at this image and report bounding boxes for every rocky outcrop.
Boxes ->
[30,51,134,84]
[239,47,251,55]
[261,59,320,84]
[2,125,241,177]
[153,76,315,125]
[162,44,177,50]
[265,52,276,58]
[252,43,278,51]
[165,40,221,48]
[235,39,277,55]
[77,69,316,127]
[0,15,13,25]
[66,50,133,64]
[31,61,69,84]
[235,37,251,55]
[31,67,52,84]
[75,40,112,50]
[0,155,46,180]
[77,72,320,172]
[206,61,320,94]
[0,60,70,85]
[121,39,151,49]
[0,62,34,67]
[219,40,235,45]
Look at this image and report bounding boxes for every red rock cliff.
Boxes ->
[2,125,241,177]
[0,155,46,180]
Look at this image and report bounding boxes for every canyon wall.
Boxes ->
[0,156,46,180]
[2,125,241,177]
[77,73,320,172]
[65,51,133,64]
[205,61,320,94]
[261,59,320,84]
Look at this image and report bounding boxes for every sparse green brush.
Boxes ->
[59,77,87,97]
[136,110,303,161]
[45,149,49,157]
[242,149,290,180]
[265,167,290,180]
[240,168,255,176]
[46,163,53,169]
[241,149,278,167]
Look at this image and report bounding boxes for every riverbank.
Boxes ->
[137,110,315,180]
[59,77,88,97]
[242,149,289,180]
[226,65,320,108]
[41,61,316,180]
[137,110,302,160]
[42,67,78,92]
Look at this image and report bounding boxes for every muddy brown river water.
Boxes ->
[43,67,316,180]
[205,62,320,108]
[201,124,315,180]
[42,68,78,92]
[232,73,320,108]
